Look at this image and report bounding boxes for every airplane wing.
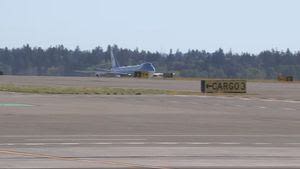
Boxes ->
[75,68,111,74]
[94,68,111,72]
[95,71,132,77]
[75,69,131,77]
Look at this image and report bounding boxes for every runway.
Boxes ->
[1,87,300,168]
[1,75,300,100]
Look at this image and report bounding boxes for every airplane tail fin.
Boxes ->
[110,49,120,69]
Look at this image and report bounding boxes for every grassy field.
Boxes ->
[172,77,298,83]
[0,84,202,95]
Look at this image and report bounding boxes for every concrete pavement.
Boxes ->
[0,91,300,168]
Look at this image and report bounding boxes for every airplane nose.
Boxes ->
[141,63,155,72]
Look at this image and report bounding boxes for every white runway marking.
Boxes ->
[261,99,277,102]
[26,138,147,141]
[3,134,300,137]
[152,142,179,145]
[216,142,241,145]
[58,143,80,145]
[285,143,300,145]
[247,97,300,104]
[0,143,14,146]
[173,95,209,98]
[123,142,146,145]
[240,98,252,101]
[93,142,113,145]
[174,95,300,104]
[253,143,272,145]
[23,143,46,146]
[0,142,300,146]
[283,108,296,111]
[281,100,300,103]
[187,142,211,145]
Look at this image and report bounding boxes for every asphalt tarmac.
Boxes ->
[0,76,300,168]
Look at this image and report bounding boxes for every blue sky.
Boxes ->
[0,0,299,53]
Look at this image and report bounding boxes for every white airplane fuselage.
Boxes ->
[95,50,156,77]
[112,62,155,75]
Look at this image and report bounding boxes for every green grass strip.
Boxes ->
[0,84,201,95]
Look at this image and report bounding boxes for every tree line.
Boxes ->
[0,44,300,79]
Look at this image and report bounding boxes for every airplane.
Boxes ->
[94,50,157,77]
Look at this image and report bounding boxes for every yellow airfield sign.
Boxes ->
[201,80,247,93]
